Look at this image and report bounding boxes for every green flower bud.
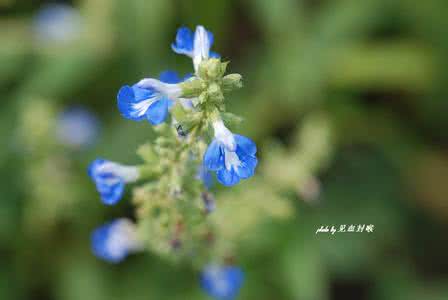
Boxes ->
[222,73,243,92]
[198,58,228,81]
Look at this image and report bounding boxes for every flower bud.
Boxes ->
[198,58,227,80]
[222,74,242,92]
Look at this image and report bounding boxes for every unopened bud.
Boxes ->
[222,73,242,92]
[198,58,227,80]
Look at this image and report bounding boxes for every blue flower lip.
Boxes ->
[91,219,141,263]
[203,134,258,186]
[171,25,220,69]
[88,159,138,205]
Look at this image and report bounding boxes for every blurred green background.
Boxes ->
[1,0,448,299]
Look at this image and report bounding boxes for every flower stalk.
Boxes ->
[89,25,254,299]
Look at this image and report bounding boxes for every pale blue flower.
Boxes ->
[203,120,257,186]
[88,159,139,205]
[117,71,187,125]
[33,4,82,43]
[56,107,99,148]
[91,219,142,263]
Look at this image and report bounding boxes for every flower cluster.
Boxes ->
[89,25,253,299]
[91,219,142,263]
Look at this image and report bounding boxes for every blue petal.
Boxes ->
[159,70,181,84]
[117,85,155,121]
[91,221,126,263]
[183,73,194,81]
[207,30,214,48]
[88,158,126,205]
[132,85,155,101]
[209,51,220,59]
[88,158,105,178]
[234,134,257,156]
[204,140,224,171]
[217,168,240,186]
[146,98,170,125]
[235,154,258,179]
[171,26,194,56]
[91,223,111,260]
[99,180,125,205]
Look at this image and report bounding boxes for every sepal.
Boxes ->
[180,78,205,98]
[171,103,202,134]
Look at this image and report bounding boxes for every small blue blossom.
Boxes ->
[171,25,220,71]
[117,71,186,125]
[56,107,99,148]
[88,159,139,205]
[204,120,257,186]
[91,219,142,263]
[33,4,83,43]
[200,265,244,300]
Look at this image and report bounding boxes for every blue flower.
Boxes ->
[33,4,82,43]
[88,159,139,205]
[171,25,220,71]
[117,71,186,125]
[56,106,99,148]
[91,219,142,263]
[200,265,244,300]
[203,120,257,186]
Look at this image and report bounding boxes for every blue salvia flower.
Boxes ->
[56,107,99,148]
[204,120,257,186]
[200,265,244,300]
[91,219,142,263]
[171,25,220,71]
[117,71,188,125]
[33,4,82,43]
[88,159,139,205]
